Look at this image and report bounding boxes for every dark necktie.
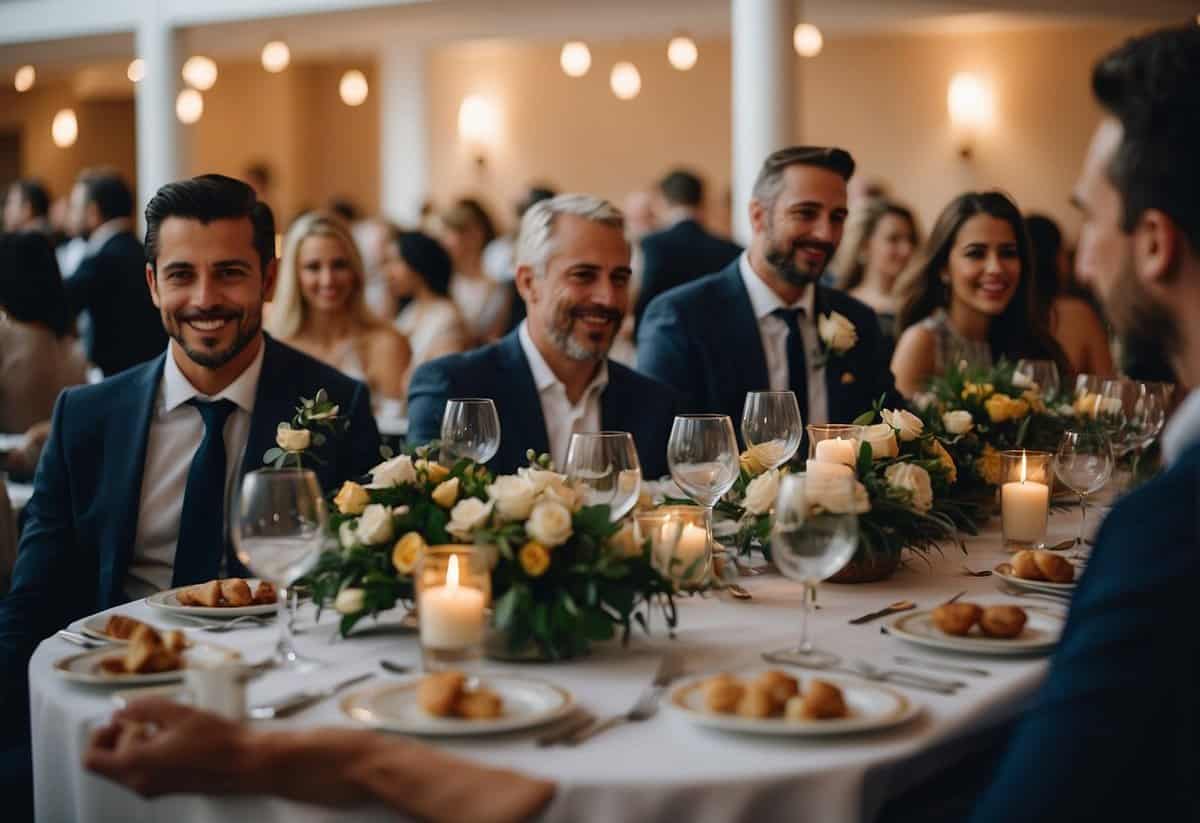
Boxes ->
[172,398,240,586]
[771,307,811,426]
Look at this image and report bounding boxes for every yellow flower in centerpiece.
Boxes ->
[333,481,370,515]
[1021,389,1046,414]
[416,459,451,484]
[519,541,551,576]
[962,382,995,401]
[391,531,426,574]
[925,438,958,484]
[984,393,1029,423]
[975,445,1004,485]
[432,477,461,508]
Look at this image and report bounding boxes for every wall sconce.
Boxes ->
[947,72,994,160]
[51,108,77,148]
[457,94,500,170]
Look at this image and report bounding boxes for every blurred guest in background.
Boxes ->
[633,169,742,338]
[621,189,659,242]
[63,170,167,376]
[267,211,410,404]
[891,191,1066,397]
[353,216,401,321]
[831,198,919,357]
[3,179,52,239]
[1026,213,1115,378]
[484,184,558,335]
[438,198,511,344]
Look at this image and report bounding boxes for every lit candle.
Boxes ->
[1001,452,1049,545]
[813,437,858,467]
[419,554,485,649]
[675,522,708,568]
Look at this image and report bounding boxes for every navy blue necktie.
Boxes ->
[172,398,239,586]
[771,307,811,426]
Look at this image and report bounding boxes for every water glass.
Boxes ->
[440,398,501,465]
[1054,429,1114,552]
[1015,359,1061,400]
[741,391,803,469]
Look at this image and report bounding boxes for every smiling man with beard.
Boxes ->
[638,147,902,446]
[407,194,677,476]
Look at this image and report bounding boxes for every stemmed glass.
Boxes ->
[741,391,803,469]
[1015,359,1061,400]
[768,472,859,667]
[440,398,501,465]
[230,468,328,671]
[564,431,642,522]
[1054,429,1114,554]
[667,415,740,546]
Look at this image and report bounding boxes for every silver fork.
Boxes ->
[761,652,960,694]
[566,652,685,745]
[173,614,274,632]
[995,582,1071,605]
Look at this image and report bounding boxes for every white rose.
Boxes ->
[1099,397,1123,416]
[369,454,417,488]
[338,520,360,550]
[518,467,569,494]
[487,475,538,521]
[742,469,781,515]
[1055,403,1076,417]
[805,475,871,514]
[446,498,494,540]
[881,408,924,441]
[861,423,899,460]
[817,311,858,353]
[525,500,574,548]
[334,587,365,615]
[356,503,395,545]
[911,392,938,412]
[1011,370,1034,389]
[308,405,340,421]
[275,423,310,452]
[743,440,790,473]
[884,462,934,513]
[942,410,974,435]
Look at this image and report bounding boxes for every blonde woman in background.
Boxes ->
[267,211,411,404]
[437,198,511,344]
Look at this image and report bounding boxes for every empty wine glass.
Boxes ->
[1099,379,1136,458]
[667,415,739,546]
[1054,429,1114,553]
[564,431,642,521]
[1015,359,1061,400]
[230,468,328,671]
[741,391,803,469]
[768,472,859,667]
[440,398,501,465]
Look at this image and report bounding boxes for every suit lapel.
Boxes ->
[496,333,550,466]
[241,335,303,479]
[817,286,863,423]
[721,265,770,395]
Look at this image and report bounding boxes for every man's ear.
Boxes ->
[262,257,279,303]
[514,264,538,304]
[1134,209,1179,287]
[748,198,767,236]
[145,263,161,308]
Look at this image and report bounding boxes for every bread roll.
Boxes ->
[219,578,253,607]
[457,688,503,719]
[979,605,1027,638]
[736,683,775,718]
[418,671,467,717]
[1033,551,1074,583]
[1011,550,1044,581]
[702,675,744,714]
[754,670,800,712]
[798,680,847,719]
[932,602,982,636]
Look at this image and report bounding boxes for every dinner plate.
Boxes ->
[993,563,1077,594]
[145,580,278,617]
[79,614,169,645]
[888,607,1063,655]
[666,671,918,736]
[54,649,182,686]
[340,674,572,736]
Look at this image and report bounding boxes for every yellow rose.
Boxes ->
[416,459,451,484]
[975,445,1004,485]
[391,532,426,575]
[1074,392,1101,418]
[333,481,370,515]
[924,438,957,484]
[1022,389,1046,414]
[431,477,461,508]
[1007,396,1031,419]
[739,449,768,476]
[984,393,1017,423]
[518,541,551,577]
[961,382,994,401]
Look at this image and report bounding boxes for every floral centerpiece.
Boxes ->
[303,446,676,660]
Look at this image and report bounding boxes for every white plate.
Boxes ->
[666,671,918,736]
[993,563,1077,594]
[340,675,572,736]
[54,648,185,686]
[145,580,278,617]
[888,607,1063,655]
[79,614,167,645]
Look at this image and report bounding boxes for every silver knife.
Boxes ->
[249,672,374,720]
[57,629,105,648]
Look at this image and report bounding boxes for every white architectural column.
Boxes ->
[134,15,182,219]
[730,0,796,244]
[378,45,428,226]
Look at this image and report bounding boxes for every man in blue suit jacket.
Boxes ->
[0,175,380,815]
[409,194,677,478]
[638,146,902,435]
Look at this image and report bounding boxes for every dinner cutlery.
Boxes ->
[852,661,966,690]
[760,652,958,695]
[961,565,992,577]
[566,651,685,745]
[536,708,596,747]
[995,582,1071,603]
[56,630,105,649]
[942,591,967,605]
[893,656,990,677]
[848,600,915,625]
[249,672,375,720]
[378,659,414,675]
[1039,538,1078,552]
[727,583,753,600]
[173,614,274,632]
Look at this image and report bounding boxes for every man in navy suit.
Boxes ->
[0,174,380,815]
[408,194,677,477]
[632,169,742,338]
[638,146,902,437]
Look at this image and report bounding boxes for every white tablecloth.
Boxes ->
[28,513,1084,823]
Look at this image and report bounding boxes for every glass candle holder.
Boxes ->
[416,546,491,671]
[636,505,711,589]
[807,424,864,465]
[1000,450,1052,549]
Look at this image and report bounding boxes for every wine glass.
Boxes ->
[1099,379,1136,458]
[230,468,328,671]
[741,391,803,469]
[1015,359,1061,400]
[667,415,740,543]
[564,431,642,522]
[440,398,501,465]
[1054,429,1114,554]
[768,472,859,667]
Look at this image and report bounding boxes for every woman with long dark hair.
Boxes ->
[891,191,1067,397]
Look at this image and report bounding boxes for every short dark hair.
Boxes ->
[79,171,133,222]
[9,179,50,218]
[327,197,360,224]
[659,169,704,207]
[143,174,276,272]
[516,185,556,219]
[1025,213,1064,303]
[396,230,453,297]
[752,146,855,208]
[0,232,70,337]
[1092,24,1200,251]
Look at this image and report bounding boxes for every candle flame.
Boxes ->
[447,554,459,589]
[1020,451,1027,483]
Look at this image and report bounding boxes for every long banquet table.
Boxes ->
[28,512,1084,823]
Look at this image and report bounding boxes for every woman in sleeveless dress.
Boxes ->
[890,191,1066,397]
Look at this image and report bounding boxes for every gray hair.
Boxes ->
[516,193,625,276]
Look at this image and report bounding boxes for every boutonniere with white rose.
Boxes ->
[262,388,348,469]
[815,311,859,367]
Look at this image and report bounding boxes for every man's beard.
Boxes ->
[165,307,261,369]
[545,299,621,363]
[763,221,836,288]
[1107,253,1180,360]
